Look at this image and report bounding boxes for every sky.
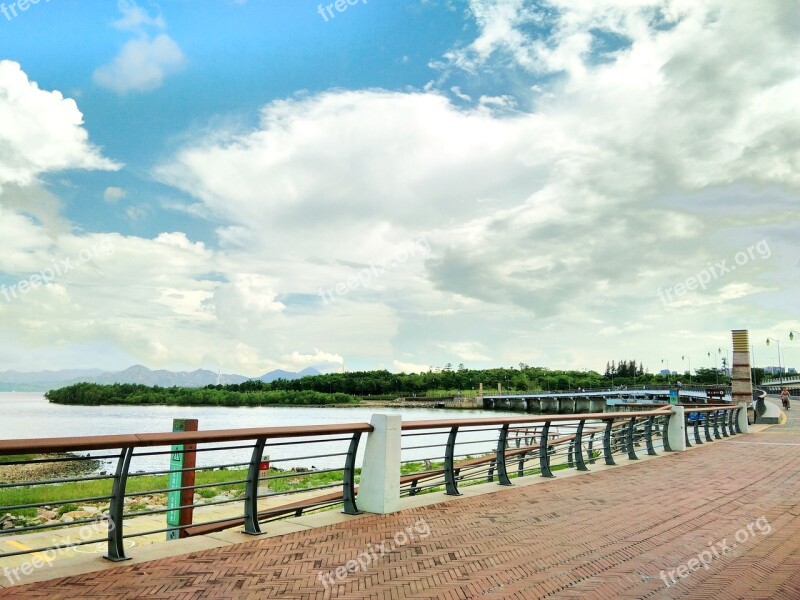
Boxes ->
[0,0,798,377]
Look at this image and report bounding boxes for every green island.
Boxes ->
[45,361,743,407]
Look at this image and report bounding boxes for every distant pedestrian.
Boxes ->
[781,387,790,410]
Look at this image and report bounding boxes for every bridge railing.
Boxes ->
[0,423,372,563]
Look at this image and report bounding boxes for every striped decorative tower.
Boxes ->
[731,329,753,407]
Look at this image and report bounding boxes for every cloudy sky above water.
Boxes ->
[0,0,798,376]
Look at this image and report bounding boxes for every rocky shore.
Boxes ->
[0,453,102,484]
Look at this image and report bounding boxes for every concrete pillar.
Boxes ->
[667,406,687,451]
[357,414,401,514]
[737,402,749,434]
[731,329,753,408]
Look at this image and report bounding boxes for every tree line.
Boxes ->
[46,361,744,407]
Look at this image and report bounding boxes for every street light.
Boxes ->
[766,337,783,386]
[790,331,800,341]
[682,355,692,384]
[707,351,719,384]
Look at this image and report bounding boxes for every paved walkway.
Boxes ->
[3,402,800,599]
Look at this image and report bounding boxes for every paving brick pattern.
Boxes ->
[4,408,800,599]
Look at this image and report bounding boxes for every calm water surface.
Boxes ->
[0,393,524,472]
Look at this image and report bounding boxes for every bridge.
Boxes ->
[479,385,729,413]
[762,376,800,389]
[3,395,799,598]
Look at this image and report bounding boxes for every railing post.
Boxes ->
[539,421,555,477]
[666,406,686,452]
[105,446,134,562]
[712,410,721,439]
[342,432,362,515]
[645,415,657,456]
[693,414,703,445]
[444,426,462,495]
[244,437,267,535]
[703,412,712,442]
[721,410,729,437]
[496,424,512,486]
[602,419,616,465]
[737,404,749,434]
[358,414,401,514]
[728,409,736,435]
[587,431,596,464]
[626,417,639,460]
[575,419,588,470]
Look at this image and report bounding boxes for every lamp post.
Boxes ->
[707,351,719,385]
[766,337,783,386]
[682,355,692,384]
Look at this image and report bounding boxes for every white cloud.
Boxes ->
[93,34,186,94]
[0,61,120,190]
[3,4,800,376]
[152,0,800,373]
[103,186,127,203]
[393,360,431,374]
[280,349,344,372]
[113,0,166,31]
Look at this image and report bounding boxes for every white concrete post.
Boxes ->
[357,414,401,514]
[737,402,749,434]
[667,405,687,452]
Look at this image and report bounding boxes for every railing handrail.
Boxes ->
[401,408,672,431]
[0,422,375,456]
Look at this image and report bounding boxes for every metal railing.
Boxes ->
[0,403,746,563]
[397,409,673,498]
[0,423,372,562]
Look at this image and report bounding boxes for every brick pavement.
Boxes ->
[2,405,800,599]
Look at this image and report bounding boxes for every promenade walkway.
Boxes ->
[2,401,799,599]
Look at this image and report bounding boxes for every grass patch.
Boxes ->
[0,467,361,510]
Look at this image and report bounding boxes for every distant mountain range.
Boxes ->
[0,365,322,392]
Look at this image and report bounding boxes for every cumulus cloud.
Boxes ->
[113,0,166,31]
[93,34,186,94]
[0,61,120,190]
[154,0,800,371]
[94,1,185,94]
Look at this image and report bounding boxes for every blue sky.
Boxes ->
[0,0,798,376]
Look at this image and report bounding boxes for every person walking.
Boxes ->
[781,387,790,410]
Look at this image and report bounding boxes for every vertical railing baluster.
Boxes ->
[105,446,134,562]
[693,414,703,445]
[663,414,673,452]
[342,432,362,514]
[587,431,596,464]
[575,419,588,470]
[735,407,743,433]
[444,426,461,495]
[728,409,736,435]
[684,411,693,447]
[703,411,712,442]
[244,437,267,535]
[496,424,512,486]
[603,419,616,465]
[539,421,554,477]
[626,417,639,460]
[645,415,657,456]
[721,411,729,437]
[713,410,721,439]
